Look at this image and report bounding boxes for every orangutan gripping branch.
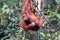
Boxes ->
[20,0,44,32]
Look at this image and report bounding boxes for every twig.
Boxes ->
[1,34,11,40]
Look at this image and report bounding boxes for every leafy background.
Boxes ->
[0,0,60,40]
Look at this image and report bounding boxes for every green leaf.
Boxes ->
[40,32,45,37]
[55,0,60,4]
[56,14,60,19]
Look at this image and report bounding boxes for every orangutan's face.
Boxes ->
[23,14,28,20]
